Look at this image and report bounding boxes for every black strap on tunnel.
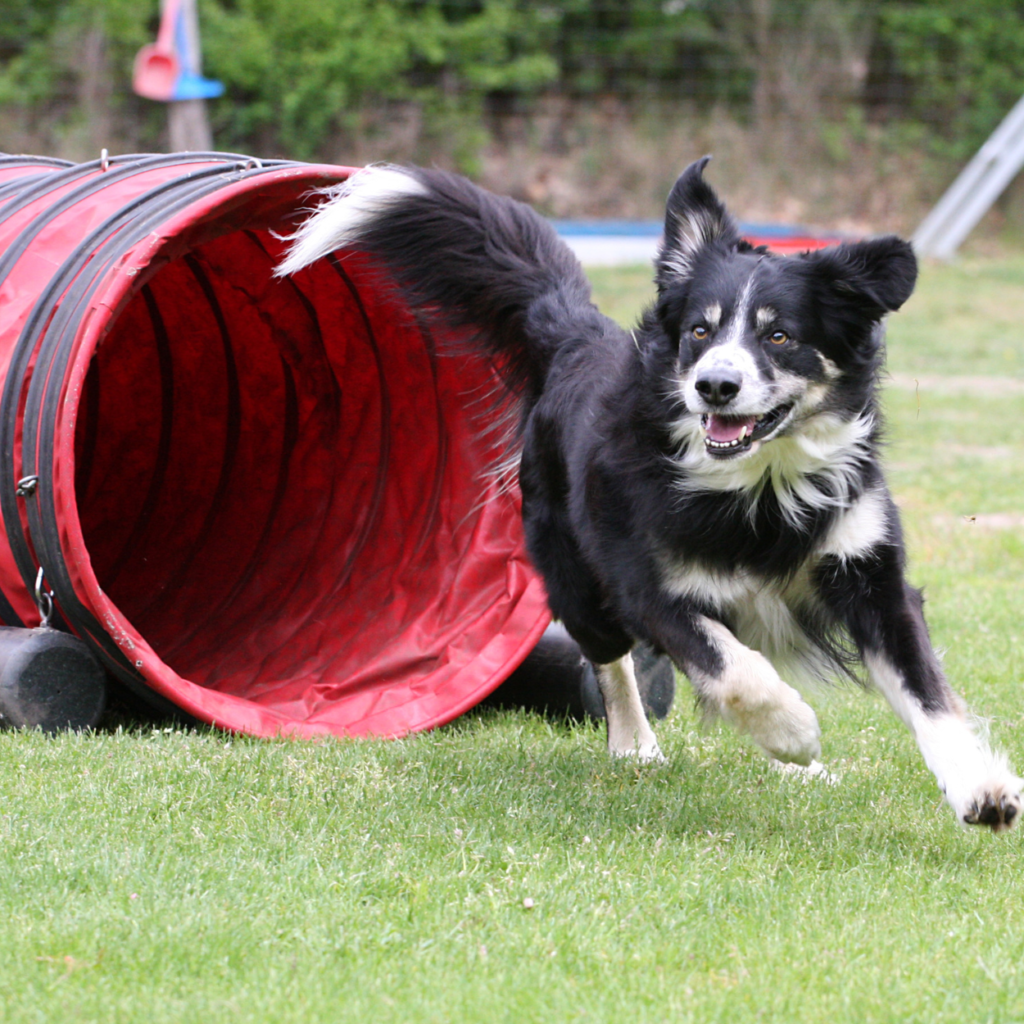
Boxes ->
[17,167,280,688]
[0,155,75,200]
[3,170,253,701]
[0,152,276,287]
[0,155,297,706]
[14,159,305,711]
[0,156,259,634]
[0,172,68,205]
[0,153,293,583]
[0,155,75,166]
[0,554,22,629]
[0,152,285,621]
[0,159,131,625]
[0,153,162,228]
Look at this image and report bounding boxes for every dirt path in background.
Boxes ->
[932,512,1024,530]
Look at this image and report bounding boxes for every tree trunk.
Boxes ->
[168,100,213,152]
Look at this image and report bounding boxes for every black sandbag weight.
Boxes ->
[0,627,107,732]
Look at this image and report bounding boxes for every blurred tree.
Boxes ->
[0,0,155,153]
[2,0,1024,170]
[201,0,561,158]
[874,0,1024,159]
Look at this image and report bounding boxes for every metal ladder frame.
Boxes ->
[913,92,1024,259]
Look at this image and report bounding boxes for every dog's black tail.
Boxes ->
[277,164,606,405]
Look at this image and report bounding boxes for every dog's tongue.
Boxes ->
[707,414,757,442]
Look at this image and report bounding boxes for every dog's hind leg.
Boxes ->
[596,652,665,762]
[817,552,1022,831]
[685,617,822,766]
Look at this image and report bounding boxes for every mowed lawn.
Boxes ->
[2,258,1024,1023]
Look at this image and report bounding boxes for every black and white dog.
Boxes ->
[279,158,1021,831]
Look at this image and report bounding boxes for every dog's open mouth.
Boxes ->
[700,404,793,457]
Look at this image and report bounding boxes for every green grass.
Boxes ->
[886,257,1024,378]
[2,259,1024,1023]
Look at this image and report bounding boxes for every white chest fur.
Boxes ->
[659,488,890,685]
[660,560,831,684]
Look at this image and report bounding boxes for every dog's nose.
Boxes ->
[695,369,741,405]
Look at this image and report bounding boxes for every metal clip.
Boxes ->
[236,157,262,172]
[100,148,110,172]
[16,475,38,497]
[34,566,54,630]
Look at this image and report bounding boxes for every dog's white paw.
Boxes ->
[609,738,667,764]
[907,709,1021,833]
[957,779,1021,833]
[771,758,840,785]
[724,686,821,767]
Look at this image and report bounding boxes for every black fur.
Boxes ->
[286,159,1024,827]
[341,162,940,691]
[293,159,1023,830]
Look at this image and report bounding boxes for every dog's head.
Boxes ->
[654,158,917,465]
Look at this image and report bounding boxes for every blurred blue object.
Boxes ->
[554,219,846,265]
[172,71,224,101]
[170,0,222,101]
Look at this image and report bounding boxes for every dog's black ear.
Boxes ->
[656,157,740,290]
[806,236,918,319]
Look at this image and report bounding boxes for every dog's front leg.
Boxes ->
[682,617,822,766]
[817,552,1021,831]
[632,604,821,766]
[596,652,665,762]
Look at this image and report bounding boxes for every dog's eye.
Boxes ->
[692,325,708,340]
[769,330,788,345]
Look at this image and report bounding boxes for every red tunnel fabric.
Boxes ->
[0,154,550,738]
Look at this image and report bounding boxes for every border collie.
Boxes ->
[279,158,1021,832]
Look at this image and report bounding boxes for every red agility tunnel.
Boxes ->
[0,152,550,737]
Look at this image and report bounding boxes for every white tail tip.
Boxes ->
[275,164,426,278]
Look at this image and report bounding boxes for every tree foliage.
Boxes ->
[0,0,148,106]
[201,0,560,157]
[875,0,1024,159]
[2,0,1024,163]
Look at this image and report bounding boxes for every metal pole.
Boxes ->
[914,92,1024,259]
[169,100,213,152]
[166,0,213,152]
